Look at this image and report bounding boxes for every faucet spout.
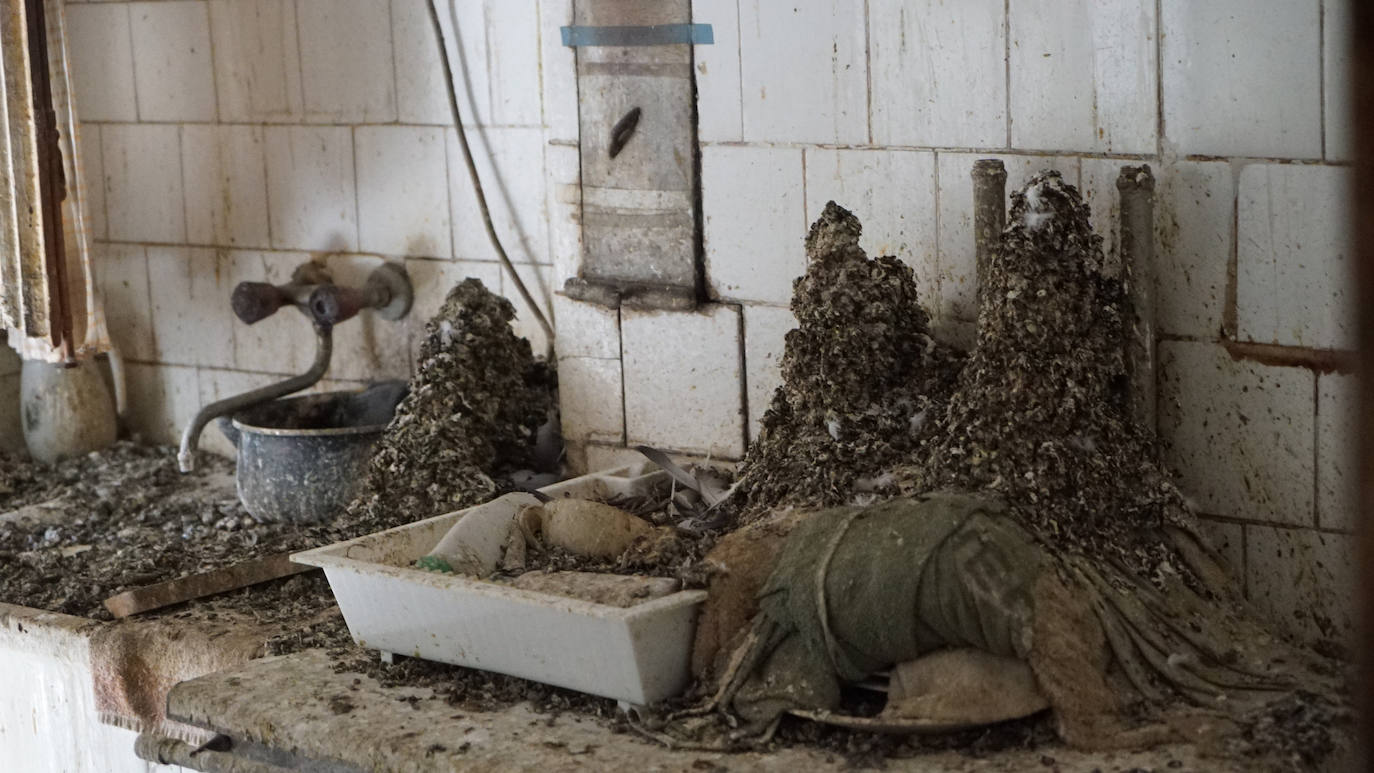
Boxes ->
[177,322,334,473]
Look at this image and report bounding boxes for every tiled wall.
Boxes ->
[6,0,1355,646]
[562,0,1358,647]
[48,0,577,457]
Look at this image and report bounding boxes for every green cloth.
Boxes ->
[734,493,1048,723]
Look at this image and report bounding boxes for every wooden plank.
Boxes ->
[102,553,315,619]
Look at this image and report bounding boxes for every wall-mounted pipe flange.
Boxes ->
[366,262,414,321]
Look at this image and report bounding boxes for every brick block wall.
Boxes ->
[9,0,1354,645]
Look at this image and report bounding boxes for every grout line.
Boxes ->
[1154,0,1164,158]
[124,4,142,122]
[81,118,547,130]
[1003,0,1011,148]
[1318,0,1326,161]
[91,237,556,267]
[1221,164,1240,338]
[931,150,941,311]
[292,0,308,118]
[735,0,745,140]
[443,126,456,260]
[737,304,750,450]
[1313,372,1322,528]
[1194,510,1357,538]
[260,126,276,248]
[176,124,191,245]
[202,0,221,124]
[863,0,872,146]
[388,0,403,124]
[617,305,628,446]
[349,125,362,252]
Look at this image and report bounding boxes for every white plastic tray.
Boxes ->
[292,463,707,705]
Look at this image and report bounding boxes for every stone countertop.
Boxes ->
[165,649,1238,773]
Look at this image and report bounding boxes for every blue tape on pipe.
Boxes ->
[561,23,714,47]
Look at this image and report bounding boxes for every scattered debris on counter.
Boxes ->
[0,278,557,620]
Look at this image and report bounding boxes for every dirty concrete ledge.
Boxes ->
[165,649,1250,773]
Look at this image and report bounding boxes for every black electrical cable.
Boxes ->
[424,0,555,356]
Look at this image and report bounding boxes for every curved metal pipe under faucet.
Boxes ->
[177,321,333,473]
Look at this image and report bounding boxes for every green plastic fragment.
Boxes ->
[414,555,454,573]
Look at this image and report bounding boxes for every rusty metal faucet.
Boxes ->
[177,261,412,473]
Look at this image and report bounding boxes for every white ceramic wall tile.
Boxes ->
[181,125,271,248]
[208,0,304,123]
[738,1,867,144]
[482,1,542,126]
[448,127,548,264]
[1158,341,1315,526]
[505,262,555,359]
[1077,158,1123,270]
[1161,0,1322,158]
[538,0,578,141]
[146,247,235,368]
[869,0,1006,149]
[124,363,200,446]
[0,373,21,456]
[1009,0,1156,154]
[318,254,413,382]
[742,304,795,444]
[935,153,1080,321]
[1195,517,1244,579]
[129,0,216,122]
[1236,163,1353,350]
[65,3,137,122]
[78,124,106,240]
[1153,160,1232,339]
[622,304,744,458]
[1317,373,1356,532]
[1246,525,1354,645]
[1324,0,1353,161]
[543,141,582,284]
[264,126,357,252]
[702,145,805,305]
[558,356,624,444]
[194,368,281,458]
[552,294,618,359]
[414,0,541,127]
[356,126,451,258]
[693,0,742,142]
[96,244,155,362]
[297,0,397,123]
[402,257,503,364]
[102,124,186,244]
[226,249,315,375]
[391,0,453,126]
[804,148,938,303]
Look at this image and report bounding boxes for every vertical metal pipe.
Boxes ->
[1117,165,1156,433]
[971,159,1007,310]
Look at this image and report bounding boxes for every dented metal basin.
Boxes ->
[218,383,406,524]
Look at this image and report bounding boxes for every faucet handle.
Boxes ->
[231,282,290,324]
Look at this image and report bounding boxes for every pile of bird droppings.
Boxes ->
[341,278,556,538]
[896,170,1191,585]
[735,201,962,518]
